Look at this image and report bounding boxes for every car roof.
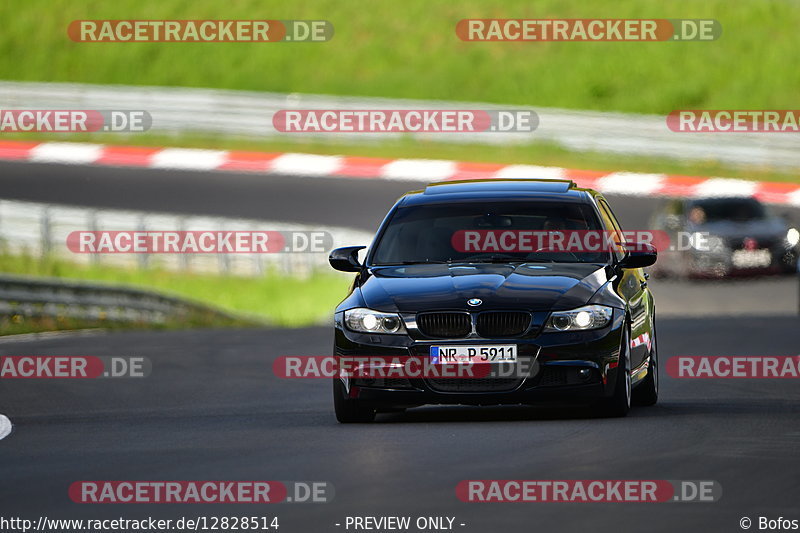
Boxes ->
[399,179,594,206]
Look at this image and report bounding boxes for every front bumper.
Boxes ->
[333,310,626,407]
[685,246,797,277]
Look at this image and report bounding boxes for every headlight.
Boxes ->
[786,228,800,247]
[544,305,613,332]
[344,308,407,334]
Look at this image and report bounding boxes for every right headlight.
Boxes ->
[786,228,800,248]
[344,308,407,334]
[544,305,613,332]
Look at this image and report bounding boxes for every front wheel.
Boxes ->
[602,327,631,417]
[333,379,376,423]
[633,323,658,406]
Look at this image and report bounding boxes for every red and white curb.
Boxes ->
[2,140,799,206]
[0,414,12,441]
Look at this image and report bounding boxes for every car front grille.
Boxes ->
[476,311,531,337]
[417,312,471,338]
[728,237,778,250]
[416,311,533,339]
[425,377,524,393]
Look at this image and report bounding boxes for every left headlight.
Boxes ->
[544,305,613,332]
[344,308,407,334]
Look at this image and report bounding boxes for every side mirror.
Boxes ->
[329,246,366,272]
[619,242,657,269]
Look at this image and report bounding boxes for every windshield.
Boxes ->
[370,200,609,265]
[689,198,767,223]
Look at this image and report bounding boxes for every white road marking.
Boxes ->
[694,178,758,198]
[150,148,228,170]
[787,188,800,207]
[30,142,104,165]
[493,164,565,180]
[0,415,12,441]
[270,153,343,176]
[380,159,457,181]
[597,172,666,196]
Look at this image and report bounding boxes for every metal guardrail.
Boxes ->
[0,199,374,278]
[0,274,238,324]
[1,80,798,168]
[0,199,374,326]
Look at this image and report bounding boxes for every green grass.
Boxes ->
[0,253,353,329]
[1,0,798,114]
[4,0,799,183]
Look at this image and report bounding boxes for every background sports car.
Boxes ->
[649,196,799,278]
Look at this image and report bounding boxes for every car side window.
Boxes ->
[597,199,626,262]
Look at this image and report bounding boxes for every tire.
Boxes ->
[633,322,659,406]
[333,379,376,423]
[602,326,631,417]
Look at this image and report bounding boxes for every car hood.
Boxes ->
[360,262,609,313]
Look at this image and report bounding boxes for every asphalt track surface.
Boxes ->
[0,318,799,533]
[0,160,799,532]
[0,160,700,230]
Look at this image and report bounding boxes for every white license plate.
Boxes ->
[732,249,771,268]
[430,345,517,364]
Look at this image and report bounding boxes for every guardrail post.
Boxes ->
[138,214,149,270]
[178,217,189,272]
[219,231,230,276]
[40,206,51,260]
[89,210,100,266]
[255,250,264,277]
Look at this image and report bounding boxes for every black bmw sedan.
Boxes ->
[329,179,658,422]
